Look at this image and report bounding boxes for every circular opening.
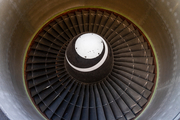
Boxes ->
[75,33,104,59]
[24,8,157,120]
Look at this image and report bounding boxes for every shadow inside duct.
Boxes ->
[0,109,9,120]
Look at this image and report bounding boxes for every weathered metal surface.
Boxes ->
[0,0,180,120]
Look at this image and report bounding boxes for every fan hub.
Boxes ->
[65,33,113,83]
[75,33,104,59]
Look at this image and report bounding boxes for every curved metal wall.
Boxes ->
[0,0,180,120]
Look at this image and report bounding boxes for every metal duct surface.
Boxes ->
[0,0,180,120]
